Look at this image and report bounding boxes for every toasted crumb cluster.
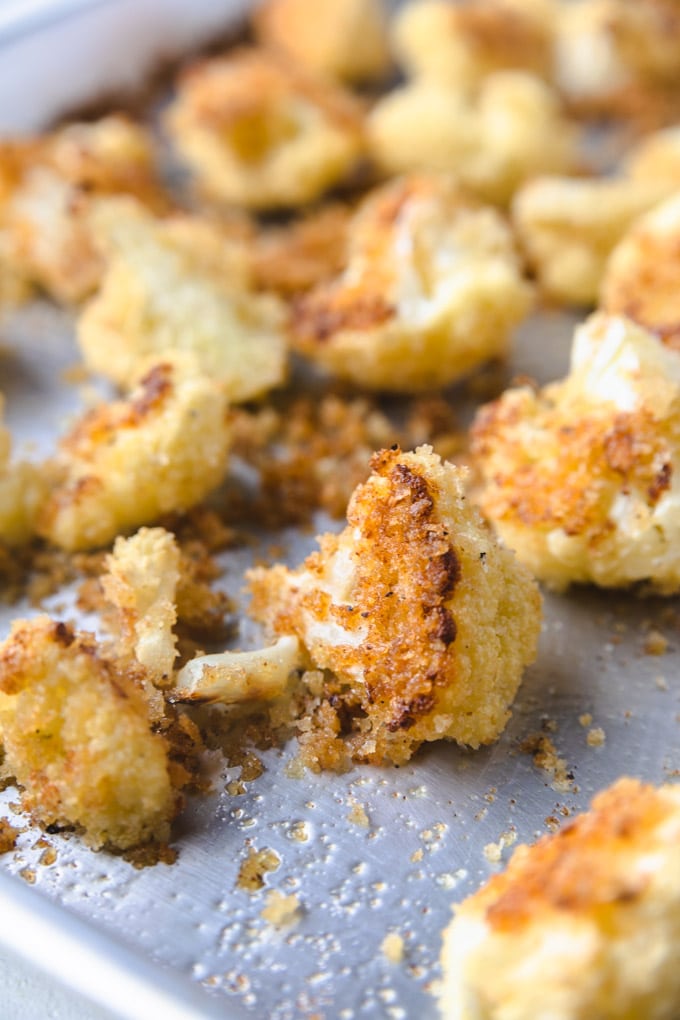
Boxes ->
[77,199,286,400]
[368,72,576,207]
[290,173,533,392]
[392,0,554,89]
[601,192,680,347]
[0,397,47,548]
[472,313,680,591]
[439,777,680,1020]
[37,355,231,552]
[165,48,365,209]
[0,616,177,850]
[248,446,541,767]
[0,116,168,305]
[253,0,390,84]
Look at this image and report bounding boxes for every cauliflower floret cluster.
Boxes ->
[165,47,365,210]
[290,173,533,392]
[368,71,576,207]
[248,445,542,767]
[392,0,554,89]
[601,192,680,348]
[77,199,287,400]
[253,0,390,84]
[472,313,680,592]
[0,397,47,548]
[37,354,231,552]
[0,616,177,850]
[0,115,168,305]
[512,175,672,306]
[439,777,680,1020]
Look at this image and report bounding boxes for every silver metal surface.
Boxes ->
[0,4,679,1019]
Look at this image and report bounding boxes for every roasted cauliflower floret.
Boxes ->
[248,446,542,767]
[601,192,680,348]
[0,616,177,850]
[172,635,303,706]
[392,0,554,89]
[102,527,180,685]
[472,313,680,592]
[253,0,390,84]
[0,397,47,547]
[368,72,576,207]
[165,48,364,210]
[0,116,168,305]
[37,355,231,552]
[512,175,671,306]
[290,173,533,392]
[439,777,680,1020]
[77,199,286,399]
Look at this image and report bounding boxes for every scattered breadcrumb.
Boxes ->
[578,713,593,728]
[644,629,669,656]
[236,847,281,892]
[261,889,302,928]
[586,726,606,747]
[0,818,19,854]
[347,800,370,828]
[381,931,405,965]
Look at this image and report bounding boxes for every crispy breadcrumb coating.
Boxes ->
[439,777,680,1020]
[601,192,680,348]
[0,616,177,850]
[392,0,554,89]
[290,173,533,392]
[472,313,680,592]
[248,446,541,767]
[0,116,168,305]
[165,48,364,210]
[367,72,576,207]
[0,396,48,548]
[37,354,231,552]
[253,0,390,84]
[77,199,286,400]
[512,175,671,306]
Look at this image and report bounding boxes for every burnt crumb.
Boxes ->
[53,621,75,647]
[427,606,457,645]
[387,694,436,732]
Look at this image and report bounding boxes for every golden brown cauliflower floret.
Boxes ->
[439,777,680,1020]
[392,0,554,89]
[165,48,364,210]
[0,616,177,850]
[0,396,48,548]
[601,192,680,348]
[253,0,390,84]
[37,354,231,552]
[248,446,542,767]
[0,115,168,305]
[290,173,533,393]
[472,313,680,592]
[512,175,672,307]
[101,527,180,686]
[368,71,576,208]
[77,199,286,400]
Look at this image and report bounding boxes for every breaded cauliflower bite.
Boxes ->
[248,446,542,767]
[0,616,177,850]
[102,528,180,684]
[368,72,576,207]
[0,115,168,305]
[165,48,365,210]
[253,0,390,84]
[37,354,231,552]
[77,199,286,400]
[290,173,533,392]
[512,175,672,306]
[439,778,680,1020]
[601,192,680,348]
[472,313,680,592]
[0,397,47,547]
[392,0,554,89]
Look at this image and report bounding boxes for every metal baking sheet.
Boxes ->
[1,6,680,1020]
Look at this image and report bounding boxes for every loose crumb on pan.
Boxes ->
[261,889,302,928]
[236,846,281,892]
[381,931,405,965]
[0,818,19,854]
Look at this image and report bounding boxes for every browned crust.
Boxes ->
[475,779,676,933]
